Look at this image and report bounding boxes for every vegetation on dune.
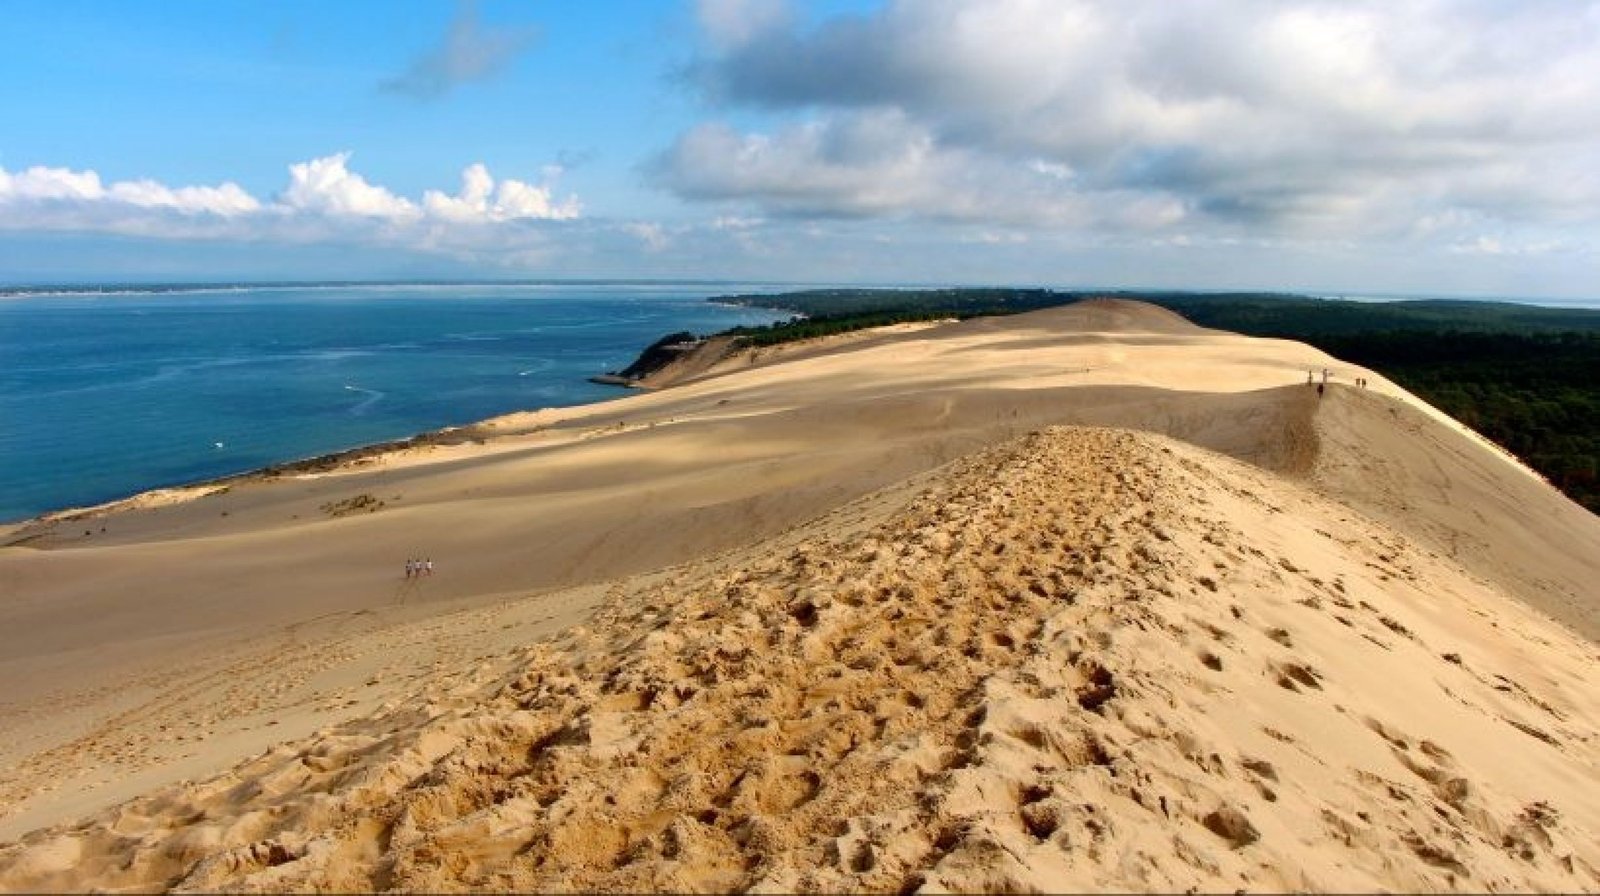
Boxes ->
[721,287,1082,318]
[715,288,1088,347]
[708,289,1600,513]
[723,310,980,347]
[614,331,698,379]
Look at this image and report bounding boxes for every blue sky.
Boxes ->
[2,0,1598,298]
[3,2,698,210]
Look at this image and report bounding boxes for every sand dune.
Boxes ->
[2,299,1598,891]
[3,427,1598,892]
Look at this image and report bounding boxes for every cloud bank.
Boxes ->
[658,0,1600,253]
[0,165,260,216]
[0,154,581,249]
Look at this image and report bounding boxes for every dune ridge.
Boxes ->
[3,427,1597,893]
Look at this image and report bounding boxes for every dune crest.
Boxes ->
[4,427,1596,893]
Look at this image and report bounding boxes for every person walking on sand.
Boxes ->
[425,558,434,577]
[1307,370,1314,385]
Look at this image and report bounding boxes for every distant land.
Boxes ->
[0,279,798,298]
[2,280,1596,309]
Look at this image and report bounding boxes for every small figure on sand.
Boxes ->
[1322,368,1330,384]
[1317,382,1325,398]
[402,557,435,579]
[1307,370,1314,385]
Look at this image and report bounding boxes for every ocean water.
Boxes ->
[0,283,792,522]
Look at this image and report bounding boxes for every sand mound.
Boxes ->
[5,428,1596,893]
[654,298,1204,392]
[1309,385,1600,640]
[993,297,1208,335]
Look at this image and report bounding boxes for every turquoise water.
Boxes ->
[0,283,791,522]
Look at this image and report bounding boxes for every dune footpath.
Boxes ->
[2,300,1598,891]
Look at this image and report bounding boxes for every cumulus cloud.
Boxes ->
[108,179,261,216]
[0,165,259,216]
[0,154,581,256]
[665,0,1600,246]
[422,162,580,223]
[282,153,420,220]
[381,0,538,99]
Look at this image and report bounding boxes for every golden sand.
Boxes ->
[2,301,1597,891]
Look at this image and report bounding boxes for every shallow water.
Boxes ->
[0,283,790,521]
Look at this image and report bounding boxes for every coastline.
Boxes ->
[3,300,812,533]
[3,299,1598,888]
[3,421,500,537]
[6,357,710,535]
[2,311,950,541]
[0,298,1559,538]
[1,284,804,528]
[12,287,1593,530]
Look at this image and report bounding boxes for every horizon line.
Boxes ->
[2,278,1598,308]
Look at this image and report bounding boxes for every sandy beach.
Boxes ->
[2,299,1598,892]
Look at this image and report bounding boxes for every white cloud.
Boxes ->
[282,152,420,220]
[0,165,259,215]
[624,221,669,251]
[108,179,261,216]
[422,162,581,223]
[0,165,106,202]
[671,0,1600,248]
[654,110,1188,230]
[0,153,582,260]
[501,178,580,220]
[1029,160,1074,181]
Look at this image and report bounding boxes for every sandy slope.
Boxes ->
[3,428,1597,892]
[1,299,1598,890]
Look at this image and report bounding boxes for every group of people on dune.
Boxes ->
[1308,368,1370,396]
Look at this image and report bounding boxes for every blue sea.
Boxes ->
[0,283,792,522]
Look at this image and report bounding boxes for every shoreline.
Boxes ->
[4,298,808,532]
[3,420,503,534]
[0,320,842,533]
[3,287,1581,532]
